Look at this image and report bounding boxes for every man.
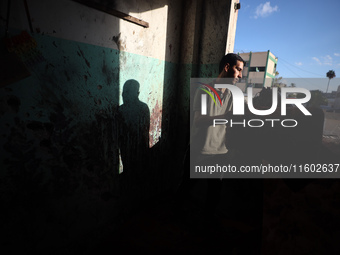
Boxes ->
[177,53,245,215]
[184,54,262,254]
[191,53,245,164]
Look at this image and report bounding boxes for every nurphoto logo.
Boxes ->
[199,83,311,128]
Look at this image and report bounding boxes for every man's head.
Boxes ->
[218,53,245,84]
[122,79,140,105]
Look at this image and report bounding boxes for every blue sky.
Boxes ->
[235,0,340,91]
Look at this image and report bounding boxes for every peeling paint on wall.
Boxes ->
[149,100,162,147]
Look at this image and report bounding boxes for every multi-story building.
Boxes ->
[237,51,278,95]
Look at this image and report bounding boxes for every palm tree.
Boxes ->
[326,70,336,93]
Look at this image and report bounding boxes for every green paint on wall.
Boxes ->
[269,55,277,64]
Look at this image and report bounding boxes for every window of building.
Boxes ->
[247,83,263,88]
[254,83,263,88]
[249,66,266,72]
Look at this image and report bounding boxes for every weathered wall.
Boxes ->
[1,1,120,253]
[0,0,183,252]
[0,0,236,252]
[226,0,240,54]
[176,0,233,147]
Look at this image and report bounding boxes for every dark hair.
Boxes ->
[219,53,245,74]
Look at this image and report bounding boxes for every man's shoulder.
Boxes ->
[224,88,233,98]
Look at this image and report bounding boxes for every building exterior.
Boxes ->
[237,50,278,94]
[334,85,340,109]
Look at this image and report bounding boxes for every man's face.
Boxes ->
[225,60,244,84]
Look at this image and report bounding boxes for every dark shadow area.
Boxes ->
[2,1,340,254]
[0,0,121,251]
[116,79,151,213]
[93,86,340,255]
[157,0,183,194]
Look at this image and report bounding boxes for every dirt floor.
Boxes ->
[92,139,340,255]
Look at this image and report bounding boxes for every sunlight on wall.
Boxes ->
[118,5,168,148]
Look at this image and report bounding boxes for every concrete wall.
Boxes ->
[0,0,237,252]
[226,0,240,54]
[267,52,277,76]
[249,52,267,67]
[177,0,233,143]
[267,59,276,75]
[264,77,274,88]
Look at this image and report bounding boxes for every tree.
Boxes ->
[308,90,328,108]
[273,71,286,88]
[326,70,336,93]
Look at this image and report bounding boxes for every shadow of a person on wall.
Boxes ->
[117,79,150,202]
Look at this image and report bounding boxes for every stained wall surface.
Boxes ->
[0,0,236,252]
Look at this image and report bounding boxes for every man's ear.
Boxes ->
[224,63,230,73]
